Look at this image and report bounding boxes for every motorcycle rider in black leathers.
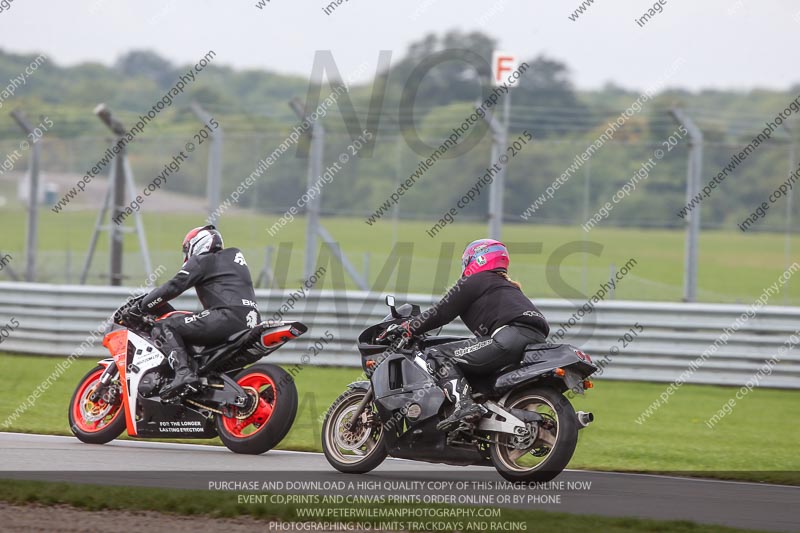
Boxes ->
[388,239,550,432]
[137,225,261,399]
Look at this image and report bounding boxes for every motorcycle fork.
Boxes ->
[89,364,119,403]
[347,386,374,432]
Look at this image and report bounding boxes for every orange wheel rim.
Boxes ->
[221,373,277,438]
[71,369,123,433]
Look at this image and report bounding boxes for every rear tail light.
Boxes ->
[260,326,295,348]
[262,333,290,347]
[574,349,592,362]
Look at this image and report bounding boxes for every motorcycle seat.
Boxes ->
[520,343,576,365]
[524,342,556,351]
[193,328,256,356]
[488,344,555,375]
[494,363,518,374]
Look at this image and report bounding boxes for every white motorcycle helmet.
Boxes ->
[181,224,223,264]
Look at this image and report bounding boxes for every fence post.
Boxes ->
[483,107,508,240]
[609,263,616,299]
[191,102,223,225]
[669,108,703,302]
[784,124,796,299]
[289,98,323,281]
[10,110,40,282]
[289,97,367,290]
[80,104,152,285]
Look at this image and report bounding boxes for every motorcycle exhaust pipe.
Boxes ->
[576,411,594,428]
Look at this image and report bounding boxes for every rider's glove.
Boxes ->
[130,300,146,318]
[119,299,149,326]
[397,320,412,339]
[378,320,412,344]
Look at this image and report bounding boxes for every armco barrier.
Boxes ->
[0,282,798,388]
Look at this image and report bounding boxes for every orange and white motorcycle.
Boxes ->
[68,295,305,454]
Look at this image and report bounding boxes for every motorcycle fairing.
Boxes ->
[104,328,169,437]
[346,381,370,391]
[104,329,220,438]
[341,378,475,465]
[387,417,487,467]
[418,336,469,348]
[493,343,598,395]
[103,330,135,435]
[135,397,216,438]
[371,352,446,440]
[156,310,192,320]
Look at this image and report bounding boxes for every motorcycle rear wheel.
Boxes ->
[69,365,126,445]
[489,385,578,482]
[322,388,387,473]
[216,363,298,455]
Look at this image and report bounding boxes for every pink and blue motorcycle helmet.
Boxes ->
[461,239,510,277]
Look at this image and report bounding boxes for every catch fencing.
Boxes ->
[0,281,798,388]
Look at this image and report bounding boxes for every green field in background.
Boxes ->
[0,208,798,304]
[1,353,797,485]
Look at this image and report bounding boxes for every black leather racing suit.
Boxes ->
[141,247,261,361]
[409,269,549,378]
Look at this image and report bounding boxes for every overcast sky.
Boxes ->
[0,0,798,92]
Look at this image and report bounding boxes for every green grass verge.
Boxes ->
[0,479,768,533]
[2,208,798,304]
[1,353,798,484]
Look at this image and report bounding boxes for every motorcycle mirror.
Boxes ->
[385,295,400,318]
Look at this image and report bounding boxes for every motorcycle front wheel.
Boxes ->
[216,363,298,454]
[68,365,126,444]
[489,385,579,482]
[322,388,387,473]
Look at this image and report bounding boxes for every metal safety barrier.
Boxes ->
[0,282,798,389]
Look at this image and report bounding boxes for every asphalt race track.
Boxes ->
[0,433,797,532]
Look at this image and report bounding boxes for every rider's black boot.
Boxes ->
[160,349,200,399]
[436,378,487,432]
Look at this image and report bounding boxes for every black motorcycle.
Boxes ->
[69,295,306,455]
[322,295,597,482]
